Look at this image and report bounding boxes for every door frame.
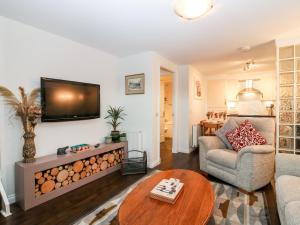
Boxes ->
[159,67,178,154]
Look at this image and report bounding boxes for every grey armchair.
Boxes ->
[199,117,275,192]
[276,154,300,225]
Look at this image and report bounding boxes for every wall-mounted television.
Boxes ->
[41,77,100,122]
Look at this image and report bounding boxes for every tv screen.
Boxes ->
[41,77,100,122]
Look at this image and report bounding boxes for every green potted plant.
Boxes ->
[104,106,126,142]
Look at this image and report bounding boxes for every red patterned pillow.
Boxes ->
[225,120,267,152]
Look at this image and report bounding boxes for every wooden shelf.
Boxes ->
[15,141,128,210]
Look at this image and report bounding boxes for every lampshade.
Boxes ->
[173,0,214,20]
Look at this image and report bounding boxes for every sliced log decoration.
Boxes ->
[51,167,59,176]
[56,170,69,183]
[73,161,84,173]
[35,172,42,180]
[41,180,55,194]
[34,148,125,197]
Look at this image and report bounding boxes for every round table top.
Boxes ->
[118,169,214,225]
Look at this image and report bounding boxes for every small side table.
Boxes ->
[200,121,223,136]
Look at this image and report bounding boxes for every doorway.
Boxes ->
[160,69,174,165]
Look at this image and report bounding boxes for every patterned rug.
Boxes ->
[74,172,268,225]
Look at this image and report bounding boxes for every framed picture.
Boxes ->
[194,75,202,100]
[125,74,145,95]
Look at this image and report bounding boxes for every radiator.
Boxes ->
[192,124,200,148]
[127,131,143,151]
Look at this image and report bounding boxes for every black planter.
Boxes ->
[111,130,120,142]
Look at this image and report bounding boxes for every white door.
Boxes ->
[160,82,165,143]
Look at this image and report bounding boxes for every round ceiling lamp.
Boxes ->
[173,0,214,20]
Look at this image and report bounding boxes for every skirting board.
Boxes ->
[147,159,161,168]
[8,194,16,204]
[178,148,192,153]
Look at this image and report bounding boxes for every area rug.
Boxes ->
[74,172,268,225]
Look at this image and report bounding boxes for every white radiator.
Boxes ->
[127,131,143,151]
[192,124,200,148]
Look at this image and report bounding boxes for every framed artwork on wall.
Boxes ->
[194,75,202,100]
[125,74,145,95]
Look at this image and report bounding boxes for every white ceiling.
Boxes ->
[0,0,300,75]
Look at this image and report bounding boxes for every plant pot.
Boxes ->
[23,132,36,163]
[120,136,127,142]
[105,136,112,144]
[111,130,120,142]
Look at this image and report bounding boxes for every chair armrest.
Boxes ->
[236,145,275,191]
[238,145,275,156]
[237,145,275,165]
[276,153,300,178]
[198,136,226,150]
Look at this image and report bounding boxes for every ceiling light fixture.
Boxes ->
[243,59,255,71]
[173,0,214,20]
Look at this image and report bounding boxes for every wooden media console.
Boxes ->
[15,141,128,210]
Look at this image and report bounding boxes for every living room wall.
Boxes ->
[177,65,207,153]
[0,16,208,203]
[118,52,179,168]
[0,16,120,201]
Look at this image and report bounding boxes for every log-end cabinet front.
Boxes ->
[15,142,128,210]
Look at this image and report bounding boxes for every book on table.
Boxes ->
[150,178,184,204]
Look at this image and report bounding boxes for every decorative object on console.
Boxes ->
[57,146,69,155]
[104,106,126,142]
[119,133,127,142]
[104,136,112,144]
[70,144,91,153]
[125,73,145,95]
[226,120,267,152]
[0,86,41,163]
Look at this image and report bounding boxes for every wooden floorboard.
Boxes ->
[0,138,280,225]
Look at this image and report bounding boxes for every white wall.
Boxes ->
[0,16,120,200]
[188,66,207,147]
[118,52,179,167]
[118,52,155,165]
[0,16,204,202]
[177,65,207,153]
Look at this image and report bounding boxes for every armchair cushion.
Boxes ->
[276,175,300,211]
[276,153,300,178]
[226,120,267,152]
[215,118,238,150]
[207,149,238,169]
[285,201,300,225]
[198,136,226,151]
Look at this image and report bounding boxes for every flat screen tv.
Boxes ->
[41,77,100,122]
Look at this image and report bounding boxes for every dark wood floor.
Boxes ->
[0,139,280,225]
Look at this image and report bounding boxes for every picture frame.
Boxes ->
[194,75,202,100]
[125,74,145,95]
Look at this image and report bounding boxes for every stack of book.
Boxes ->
[150,178,184,204]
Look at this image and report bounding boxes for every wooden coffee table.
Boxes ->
[118,169,214,225]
